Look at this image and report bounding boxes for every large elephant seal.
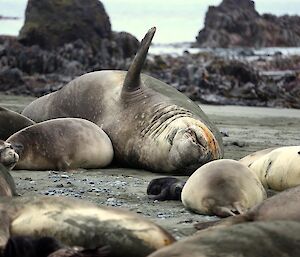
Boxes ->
[148,221,300,257]
[0,163,18,196]
[246,146,300,190]
[194,184,300,231]
[0,196,175,257]
[6,118,113,171]
[147,177,185,201]
[0,107,35,140]
[181,159,267,217]
[21,27,223,174]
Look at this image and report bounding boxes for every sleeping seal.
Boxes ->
[0,196,175,257]
[148,221,300,257]
[0,140,19,170]
[246,146,300,190]
[194,184,300,231]
[0,107,35,140]
[6,118,113,171]
[0,163,17,196]
[239,147,277,167]
[21,27,223,174]
[181,159,266,217]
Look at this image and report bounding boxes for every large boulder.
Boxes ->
[18,0,112,50]
[196,0,300,47]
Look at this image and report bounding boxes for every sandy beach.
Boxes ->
[1,93,300,240]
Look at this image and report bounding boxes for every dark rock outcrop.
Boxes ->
[196,0,300,47]
[18,0,112,50]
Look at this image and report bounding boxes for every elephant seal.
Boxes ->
[0,196,175,257]
[148,221,300,257]
[0,140,19,170]
[6,118,113,171]
[147,177,185,201]
[3,235,110,257]
[246,146,300,190]
[0,107,35,140]
[181,159,267,217]
[21,27,223,174]
[0,163,18,196]
[239,147,277,167]
[194,184,300,231]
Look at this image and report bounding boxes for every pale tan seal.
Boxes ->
[239,147,277,167]
[181,159,267,217]
[21,27,223,174]
[147,221,300,257]
[0,196,175,257]
[0,106,35,140]
[194,184,300,231]
[246,146,300,190]
[6,118,113,171]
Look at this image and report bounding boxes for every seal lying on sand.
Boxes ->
[147,177,185,201]
[6,118,113,171]
[181,159,266,217]
[147,221,300,257]
[239,147,277,167]
[3,235,110,257]
[22,27,223,174]
[0,163,17,196]
[0,140,19,170]
[0,107,35,140]
[0,196,175,257]
[194,184,300,230]
[244,146,300,190]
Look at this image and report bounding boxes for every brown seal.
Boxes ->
[0,163,17,196]
[181,159,266,217]
[22,27,223,174]
[147,221,300,257]
[0,140,19,170]
[6,118,113,171]
[0,106,35,140]
[0,196,175,257]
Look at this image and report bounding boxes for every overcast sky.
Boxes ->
[0,0,299,43]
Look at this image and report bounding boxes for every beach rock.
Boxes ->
[196,0,300,47]
[18,0,112,50]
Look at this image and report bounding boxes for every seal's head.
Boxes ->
[166,117,221,174]
[0,140,19,170]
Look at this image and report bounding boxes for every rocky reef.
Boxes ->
[196,0,300,47]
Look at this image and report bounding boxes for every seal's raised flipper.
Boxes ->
[122,27,156,93]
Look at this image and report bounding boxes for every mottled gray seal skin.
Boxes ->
[148,221,300,257]
[0,163,18,196]
[0,107,35,140]
[194,184,300,231]
[147,177,185,201]
[0,140,19,170]
[6,118,114,171]
[22,27,223,174]
[0,196,175,257]
[181,159,267,217]
[245,146,300,191]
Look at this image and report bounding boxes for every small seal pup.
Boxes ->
[0,140,19,170]
[181,159,267,217]
[0,106,35,140]
[147,177,185,201]
[0,163,18,196]
[0,196,175,257]
[6,118,113,171]
[147,221,300,257]
[21,27,223,174]
[194,184,300,230]
[246,146,300,190]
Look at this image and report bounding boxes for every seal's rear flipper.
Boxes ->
[122,27,156,93]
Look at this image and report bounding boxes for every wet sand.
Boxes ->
[1,93,300,240]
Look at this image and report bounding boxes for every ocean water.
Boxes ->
[0,0,300,47]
